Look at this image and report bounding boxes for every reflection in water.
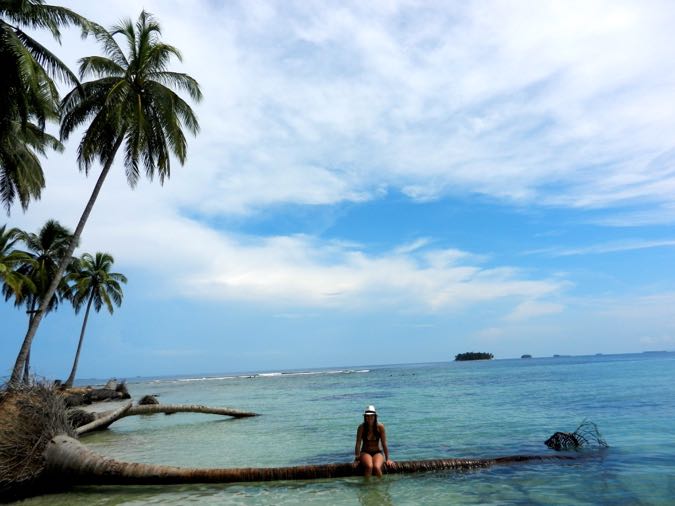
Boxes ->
[357,478,394,506]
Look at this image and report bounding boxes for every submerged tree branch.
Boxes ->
[75,403,259,435]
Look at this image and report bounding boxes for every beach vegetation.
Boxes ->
[8,10,202,386]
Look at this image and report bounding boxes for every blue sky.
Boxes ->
[2,0,675,379]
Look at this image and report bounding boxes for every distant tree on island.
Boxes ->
[454,352,494,361]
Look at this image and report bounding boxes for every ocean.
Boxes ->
[21,352,675,505]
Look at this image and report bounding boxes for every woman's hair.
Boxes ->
[361,413,380,439]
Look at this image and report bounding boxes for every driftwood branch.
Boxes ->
[76,403,258,435]
[75,402,132,435]
[125,404,258,418]
[44,435,578,485]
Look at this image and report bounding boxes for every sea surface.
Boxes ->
[21,353,675,505]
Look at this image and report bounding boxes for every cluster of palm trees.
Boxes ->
[1,221,126,387]
[1,1,201,386]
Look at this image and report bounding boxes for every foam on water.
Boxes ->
[158,368,371,383]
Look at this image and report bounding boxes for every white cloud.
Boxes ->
[5,1,671,321]
[165,226,564,311]
[36,0,675,222]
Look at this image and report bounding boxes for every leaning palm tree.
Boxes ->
[63,252,126,388]
[3,220,74,382]
[0,0,90,213]
[8,10,201,385]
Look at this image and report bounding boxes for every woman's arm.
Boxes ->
[354,424,363,459]
[380,423,394,465]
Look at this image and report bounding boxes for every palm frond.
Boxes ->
[13,27,79,85]
[88,22,128,69]
[2,1,92,39]
[78,55,125,79]
[147,71,202,102]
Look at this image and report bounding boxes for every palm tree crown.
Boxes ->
[69,252,126,314]
[0,0,90,213]
[3,219,73,312]
[60,9,202,186]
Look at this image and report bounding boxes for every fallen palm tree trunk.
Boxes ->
[76,403,259,435]
[44,434,577,486]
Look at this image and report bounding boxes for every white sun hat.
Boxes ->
[364,405,377,415]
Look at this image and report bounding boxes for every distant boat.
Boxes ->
[521,354,532,359]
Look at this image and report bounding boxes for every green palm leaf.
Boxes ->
[0,0,92,213]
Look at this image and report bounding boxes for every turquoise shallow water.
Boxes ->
[20,353,675,505]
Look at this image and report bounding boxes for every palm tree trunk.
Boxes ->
[43,435,577,486]
[76,404,259,435]
[22,300,37,385]
[22,350,30,385]
[63,293,94,389]
[9,135,125,386]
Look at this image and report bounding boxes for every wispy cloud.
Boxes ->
[44,0,675,222]
[176,231,564,311]
[527,239,675,257]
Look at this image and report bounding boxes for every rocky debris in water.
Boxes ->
[62,391,91,407]
[67,409,96,428]
[58,380,131,407]
[104,379,118,390]
[138,395,159,405]
[115,382,130,398]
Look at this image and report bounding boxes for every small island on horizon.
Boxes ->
[455,352,494,361]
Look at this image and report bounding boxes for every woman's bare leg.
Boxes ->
[372,452,385,477]
[359,452,374,477]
